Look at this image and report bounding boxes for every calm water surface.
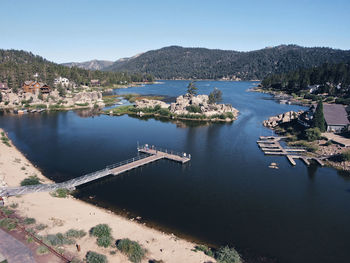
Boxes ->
[1,81,350,263]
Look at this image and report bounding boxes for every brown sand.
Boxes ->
[0,129,214,262]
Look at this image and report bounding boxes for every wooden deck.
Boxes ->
[138,146,191,163]
[0,145,191,197]
[258,136,323,167]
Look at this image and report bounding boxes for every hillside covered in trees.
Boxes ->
[104,45,350,80]
[0,50,154,91]
[261,62,350,102]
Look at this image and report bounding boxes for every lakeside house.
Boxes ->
[323,104,350,132]
[0,82,8,91]
[90,79,100,87]
[54,76,70,87]
[299,104,350,132]
[22,81,50,94]
[307,85,320,93]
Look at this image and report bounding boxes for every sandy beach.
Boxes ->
[0,128,213,263]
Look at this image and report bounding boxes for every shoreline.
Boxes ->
[0,128,214,262]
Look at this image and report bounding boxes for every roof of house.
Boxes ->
[24,81,33,85]
[0,83,8,89]
[323,104,350,126]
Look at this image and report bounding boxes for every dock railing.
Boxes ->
[137,144,191,159]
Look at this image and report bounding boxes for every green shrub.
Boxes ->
[36,245,49,255]
[335,98,350,105]
[26,235,34,243]
[325,96,334,102]
[90,224,111,238]
[20,175,41,186]
[194,245,214,257]
[224,112,234,119]
[325,140,333,146]
[117,238,145,263]
[49,104,65,109]
[50,188,70,198]
[0,206,14,215]
[158,108,171,116]
[1,132,11,147]
[44,233,74,246]
[0,218,17,230]
[86,251,107,263]
[305,127,321,141]
[35,104,47,109]
[23,217,36,225]
[97,235,112,248]
[216,246,242,263]
[341,150,350,161]
[65,229,87,239]
[35,224,48,230]
[186,105,202,113]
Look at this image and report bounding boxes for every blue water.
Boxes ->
[1,81,349,263]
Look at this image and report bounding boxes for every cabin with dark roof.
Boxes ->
[323,104,350,132]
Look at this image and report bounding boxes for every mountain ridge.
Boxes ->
[61,59,114,70]
[103,45,350,80]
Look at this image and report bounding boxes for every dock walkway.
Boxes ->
[257,136,323,167]
[0,145,190,197]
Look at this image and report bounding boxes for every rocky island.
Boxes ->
[107,82,239,122]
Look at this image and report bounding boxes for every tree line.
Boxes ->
[0,49,154,91]
[261,62,350,98]
[106,45,350,80]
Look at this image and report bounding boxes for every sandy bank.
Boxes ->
[0,128,214,262]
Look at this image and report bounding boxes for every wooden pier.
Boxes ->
[258,136,324,167]
[0,145,191,197]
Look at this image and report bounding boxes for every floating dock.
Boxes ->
[258,136,323,167]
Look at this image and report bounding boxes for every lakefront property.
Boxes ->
[1,1,350,263]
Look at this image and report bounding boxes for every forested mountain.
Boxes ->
[261,62,350,94]
[61,60,114,70]
[104,45,350,80]
[0,50,153,90]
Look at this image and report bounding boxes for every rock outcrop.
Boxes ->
[263,110,304,128]
[135,99,168,109]
[134,93,239,121]
[0,90,104,109]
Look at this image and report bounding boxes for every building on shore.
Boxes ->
[323,104,350,132]
[90,79,100,87]
[299,104,350,132]
[54,77,70,87]
[22,81,50,94]
[0,82,9,91]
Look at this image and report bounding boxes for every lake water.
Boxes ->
[1,81,350,263]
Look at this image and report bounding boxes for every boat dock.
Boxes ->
[258,136,324,167]
[0,144,191,197]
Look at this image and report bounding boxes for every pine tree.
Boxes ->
[208,88,223,104]
[187,81,197,95]
[313,100,326,132]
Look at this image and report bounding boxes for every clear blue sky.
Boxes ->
[1,0,349,63]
